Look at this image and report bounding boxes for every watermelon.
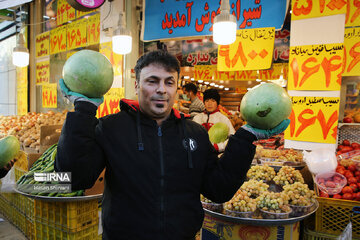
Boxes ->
[62,50,114,98]
[208,123,229,144]
[0,136,20,168]
[240,83,292,129]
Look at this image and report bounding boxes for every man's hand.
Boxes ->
[241,119,290,140]
[2,158,16,171]
[59,79,104,107]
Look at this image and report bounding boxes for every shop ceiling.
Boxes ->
[0,8,23,41]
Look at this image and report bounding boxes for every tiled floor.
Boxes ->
[0,213,26,240]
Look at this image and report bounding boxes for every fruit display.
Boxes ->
[240,83,292,129]
[315,172,347,195]
[246,165,276,182]
[208,122,229,144]
[319,159,360,201]
[256,191,291,213]
[273,166,304,186]
[17,144,84,197]
[224,190,257,217]
[343,108,360,123]
[0,135,20,168]
[240,179,269,198]
[337,139,360,156]
[200,195,223,213]
[283,182,316,206]
[0,111,67,151]
[63,50,114,98]
[255,145,303,164]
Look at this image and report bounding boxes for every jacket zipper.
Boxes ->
[157,126,165,235]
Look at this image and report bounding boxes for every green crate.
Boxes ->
[303,228,338,240]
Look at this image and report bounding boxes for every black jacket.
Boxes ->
[55,99,256,240]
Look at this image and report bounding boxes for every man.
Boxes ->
[182,83,205,118]
[193,89,235,152]
[56,50,289,240]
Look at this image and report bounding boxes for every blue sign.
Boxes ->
[142,0,289,41]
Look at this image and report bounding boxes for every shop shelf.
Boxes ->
[34,199,99,232]
[315,197,360,238]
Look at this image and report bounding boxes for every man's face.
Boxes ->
[205,99,218,113]
[182,89,191,100]
[136,63,178,122]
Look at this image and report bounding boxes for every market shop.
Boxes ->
[0,0,359,239]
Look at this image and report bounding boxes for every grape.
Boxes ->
[282,182,316,206]
[273,166,304,186]
[224,190,257,213]
[256,191,291,213]
[247,165,276,182]
[240,180,269,198]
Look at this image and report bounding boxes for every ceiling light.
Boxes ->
[210,83,215,86]
[213,0,237,45]
[204,82,210,85]
[190,77,194,81]
[219,85,224,89]
[184,76,190,79]
[112,12,132,54]
[12,33,29,67]
[256,79,262,82]
[224,87,229,91]
[214,84,219,87]
[198,80,203,83]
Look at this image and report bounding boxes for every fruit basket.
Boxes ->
[224,209,253,218]
[259,208,292,219]
[289,202,316,217]
[201,202,223,213]
[315,172,347,195]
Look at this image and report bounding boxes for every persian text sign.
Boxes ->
[343,27,360,76]
[16,67,27,88]
[36,60,50,85]
[42,83,57,108]
[143,0,287,41]
[217,28,275,71]
[50,25,67,54]
[345,0,360,27]
[259,63,283,80]
[194,65,215,81]
[57,0,76,26]
[96,88,124,118]
[17,87,28,116]
[100,42,123,77]
[67,18,87,50]
[87,13,100,46]
[291,0,346,20]
[35,32,50,58]
[288,43,344,91]
[234,70,258,81]
[284,96,339,144]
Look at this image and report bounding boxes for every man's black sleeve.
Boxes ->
[201,128,256,203]
[55,101,106,190]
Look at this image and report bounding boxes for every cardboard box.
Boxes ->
[85,170,105,196]
[40,125,62,153]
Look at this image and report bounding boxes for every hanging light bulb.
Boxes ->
[13,33,29,67]
[112,12,132,55]
[213,0,237,45]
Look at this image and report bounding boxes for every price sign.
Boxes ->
[57,0,76,26]
[218,28,275,71]
[87,13,100,46]
[342,27,360,76]
[288,43,344,91]
[100,42,123,77]
[291,0,346,21]
[35,32,50,58]
[284,96,340,144]
[77,9,96,19]
[42,83,57,108]
[16,67,27,88]
[194,65,215,81]
[50,25,67,54]
[96,88,124,118]
[283,62,289,80]
[345,0,360,27]
[259,63,283,80]
[67,18,87,50]
[17,87,28,116]
[36,60,50,85]
[234,70,258,81]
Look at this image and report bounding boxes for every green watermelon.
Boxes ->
[62,50,114,98]
[208,123,229,144]
[240,83,292,129]
[0,136,20,168]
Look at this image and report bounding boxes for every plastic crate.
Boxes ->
[25,196,34,221]
[12,208,26,233]
[14,167,26,182]
[315,197,360,238]
[303,227,338,240]
[12,193,26,215]
[34,199,99,232]
[26,217,35,240]
[35,220,99,240]
[0,194,12,219]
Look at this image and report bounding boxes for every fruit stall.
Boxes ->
[0,0,360,240]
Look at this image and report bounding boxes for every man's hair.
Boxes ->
[134,50,180,82]
[203,89,220,105]
[183,83,198,95]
